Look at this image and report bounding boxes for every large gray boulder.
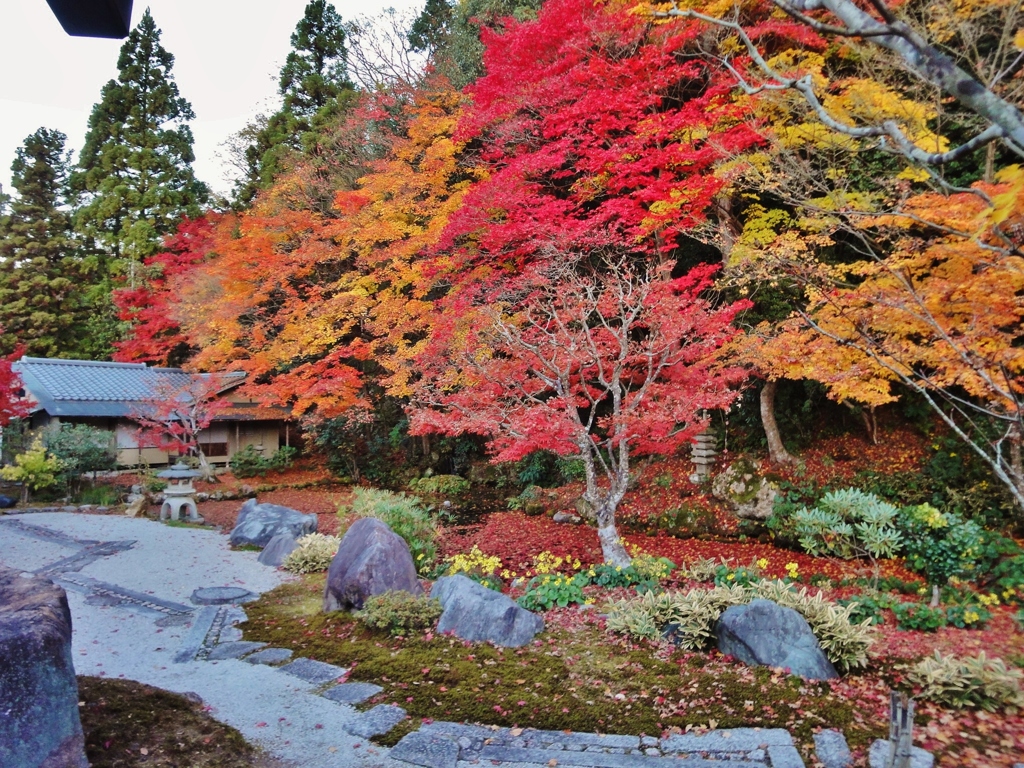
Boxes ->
[715,598,838,680]
[229,498,317,548]
[0,566,88,768]
[431,574,544,647]
[323,518,422,612]
[257,532,299,567]
[711,458,777,521]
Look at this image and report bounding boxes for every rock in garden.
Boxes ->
[323,518,422,612]
[711,458,777,520]
[431,574,544,647]
[552,511,581,524]
[715,598,838,680]
[868,739,934,768]
[257,532,299,567]
[228,498,317,549]
[0,566,88,768]
[0,495,15,509]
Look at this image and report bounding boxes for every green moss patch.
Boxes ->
[240,575,881,756]
[78,676,275,767]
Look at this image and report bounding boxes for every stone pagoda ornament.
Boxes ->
[690,430,717,483]
[157,462,203,522]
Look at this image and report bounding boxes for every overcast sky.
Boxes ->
[0,0,423,198]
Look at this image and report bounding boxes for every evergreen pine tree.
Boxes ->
[74,9,208,287]
[0,128,93,358]
[231,0,355,207]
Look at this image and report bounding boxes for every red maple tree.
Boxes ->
[0,346,30,427]
[129,373,230,481]
[411,259,749,565]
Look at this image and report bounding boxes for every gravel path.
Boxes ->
[0,512,410,768]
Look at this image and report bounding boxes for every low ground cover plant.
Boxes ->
[906,651,1024,712]
[282,533,341,574]
[355,591,443,637]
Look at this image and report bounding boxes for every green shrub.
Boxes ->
[229,445,298,478]
[607,579,875,673]
[944,602,992,630]
[0,437,62,500]
[77,485,122,506]
[773,488,902,561]
[355,591,443,637]
[345,487,438,569]
[714,563,762,589]
[518,572,590,611]
[408,474,471,496]
[892,602,947,632]
[281,533,341,574]
[896,503,983,588]
[838,591,899,625]
[976,532,1024,606]
[906,651,1024,711]
[44,424,117,495]
[631,553,676,582]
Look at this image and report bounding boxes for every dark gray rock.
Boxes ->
[321,682,383,705]
[190,586,257,605]
[206,641,267,660]
[257,533,299,567]
[245,647,294,666]
[431,574,544,647]
[390,731,460,768]
[322,518,422,612]
[346,704,407,738]
[278,658,347,685]
[228,498,317,549]
[0,495,15,509]
[715,599,837,680]
[868,739,934,768]
[0,566,88,768]
[814,730,853,768]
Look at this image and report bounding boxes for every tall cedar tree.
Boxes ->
[408,0,545,88]
[233,0,355,207]
[74,9,207,288]
[0,128,92,358]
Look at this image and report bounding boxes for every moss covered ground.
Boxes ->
[239,574,884,760]
[78,676,280,767]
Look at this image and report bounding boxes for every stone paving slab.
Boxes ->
[768,744,806,768]
[321,682,383,705]
[813,730,853,768]
[345,704,408,738]
[662,727,794,752]
[206,640,267,660]
[478,744,760,767]
[389,731,460,768]
[173,605,220,663]
[245,647,294,666]
[279,658,347,685]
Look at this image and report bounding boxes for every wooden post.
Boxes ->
[887,691,914,768]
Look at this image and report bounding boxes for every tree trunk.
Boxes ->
[760,380,795,464]
[860,406,879,445]
[1010,427,1023,512]
[596,518,632,567]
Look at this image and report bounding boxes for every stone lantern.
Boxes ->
[157,462,203,522]
[690,430,717,483]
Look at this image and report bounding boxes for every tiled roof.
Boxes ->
[13,357,247,418]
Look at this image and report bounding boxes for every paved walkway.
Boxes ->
[0,512,855,768]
